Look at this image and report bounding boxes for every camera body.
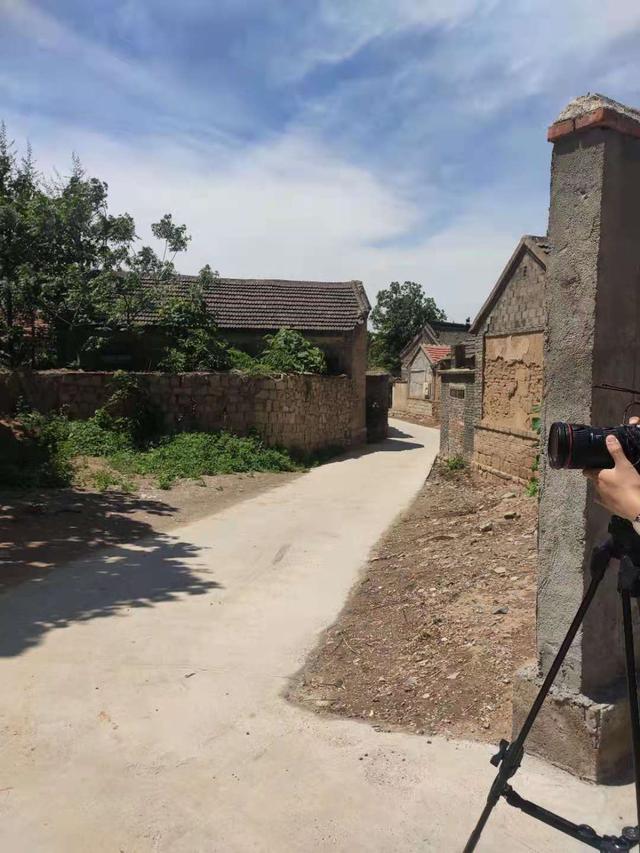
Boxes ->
[548,422,640,471]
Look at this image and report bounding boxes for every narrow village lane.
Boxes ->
[0,421,634,851]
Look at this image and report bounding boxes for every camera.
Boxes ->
[548,421,640,471]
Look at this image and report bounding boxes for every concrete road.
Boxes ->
[0,420,635,852]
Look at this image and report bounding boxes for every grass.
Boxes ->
[526,477,539,497]
[110,431,300,490]
[3,410,302,491]
[444,455,466,471]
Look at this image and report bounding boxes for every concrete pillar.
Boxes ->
[513,94,640,782]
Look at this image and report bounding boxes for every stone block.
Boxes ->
[513,663,632,783]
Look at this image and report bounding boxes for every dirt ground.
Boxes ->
[289,462,538,742]
[0,471,299,592]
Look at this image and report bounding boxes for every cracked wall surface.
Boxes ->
[482,333,543,432]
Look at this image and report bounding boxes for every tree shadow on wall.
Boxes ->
[0,490,220,657]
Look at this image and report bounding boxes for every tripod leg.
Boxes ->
[463,799,495,853]
[463,539,613,853]
[621,587,640,833]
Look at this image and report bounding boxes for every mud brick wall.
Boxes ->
[482,333,543,432]
[471,245,545,481]
[0,370,356,455]
[391,375,441,422]
[473,250,546,427]
[473,332,542,481]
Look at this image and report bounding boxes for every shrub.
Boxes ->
[159,327,231,373]
[227,348,272,376]
[260,329,327,374]
[62,416,133,457]
[98,371,163,446]
[0,414,73,487]
[113,431,301,485]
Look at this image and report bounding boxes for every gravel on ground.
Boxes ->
[288,461,537,742]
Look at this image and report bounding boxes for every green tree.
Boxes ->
[158,265,231,372]
[0,124,51,366]
[82,210,193,360]
[369,280,447,373]
[0,122,222,370]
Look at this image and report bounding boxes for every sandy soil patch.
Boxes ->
[288,462,537,742]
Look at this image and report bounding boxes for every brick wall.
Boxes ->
[0,370,356,456]
[439,370,476,460]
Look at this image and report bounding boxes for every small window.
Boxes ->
[450,387,465,399]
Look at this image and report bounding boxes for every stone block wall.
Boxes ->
[223,324,367,445]
[474,423,539,484]
[0,370,356,456]
[391,381,435,418]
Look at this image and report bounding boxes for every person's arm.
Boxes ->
[583,418,640,522]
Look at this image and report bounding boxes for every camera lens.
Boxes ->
[548,422,571,468]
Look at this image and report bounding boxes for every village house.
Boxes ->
[204,277,371,444]
[438,234,549,482]
[100,276,372,445]
[391,319,471,420]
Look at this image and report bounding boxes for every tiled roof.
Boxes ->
[422,344,451,364]
[142,276,370,332]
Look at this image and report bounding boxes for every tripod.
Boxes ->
[464,516,640,852]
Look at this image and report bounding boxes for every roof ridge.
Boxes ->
[175,274,362,287]
[138,273,370,332]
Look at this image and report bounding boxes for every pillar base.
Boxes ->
[512,663,632,783]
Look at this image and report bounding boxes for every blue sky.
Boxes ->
[2,0,640,320]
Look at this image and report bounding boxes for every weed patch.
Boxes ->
[111,432,301,489]
[3,409,302,491]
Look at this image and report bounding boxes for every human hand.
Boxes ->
[583,418,640,520]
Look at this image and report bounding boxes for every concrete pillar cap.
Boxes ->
[548,93,640,142]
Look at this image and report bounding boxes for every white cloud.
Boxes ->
[414,0,640,117]
[269,0,481,81]
[4,112,530,321]
[6,0,637,324]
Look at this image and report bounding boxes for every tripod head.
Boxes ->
[609,516,640,566]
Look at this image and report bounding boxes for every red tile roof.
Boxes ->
[141,276,370,332]
[422,344,451,364]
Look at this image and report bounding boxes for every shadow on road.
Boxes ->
[0,489,178,591]
[0,526,219,658]
[0,489,220,657]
